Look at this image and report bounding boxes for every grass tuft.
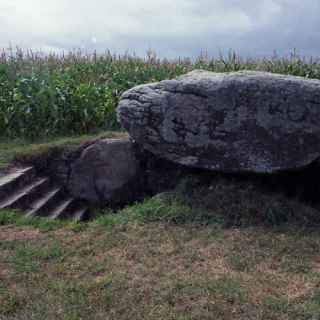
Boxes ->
[0,210,70,231]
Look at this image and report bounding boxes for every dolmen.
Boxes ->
[70,70,320,204]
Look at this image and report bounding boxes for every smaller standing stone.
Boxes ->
[69,138,141,205]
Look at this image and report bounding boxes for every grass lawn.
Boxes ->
[1,214,320,320]
[0,134,320,319]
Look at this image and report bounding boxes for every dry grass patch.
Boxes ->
[1,221,320,319]
[0,226,42,241]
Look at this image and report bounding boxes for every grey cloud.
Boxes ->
[0,0,319,58]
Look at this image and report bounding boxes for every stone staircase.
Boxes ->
[0,166,90,221]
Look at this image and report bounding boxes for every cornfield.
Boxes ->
[1,48,320,139]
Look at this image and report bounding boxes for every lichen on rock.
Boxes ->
[118,70,320,173]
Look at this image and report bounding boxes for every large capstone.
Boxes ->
[69,138,141,205]
[117,70,320,173]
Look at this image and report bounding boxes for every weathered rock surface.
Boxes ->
[117,70,320,173]
[68,137,204,205]
[69,138,142,204]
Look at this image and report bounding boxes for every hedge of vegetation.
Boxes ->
[1,48,320,139]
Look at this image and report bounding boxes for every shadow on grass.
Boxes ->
[2,174,320,235]
[94,175,320,234]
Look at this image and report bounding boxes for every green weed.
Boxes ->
[120,195,195,224]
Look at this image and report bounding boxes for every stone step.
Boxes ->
[25,187,63,218]
[72,206,89,222]
[48,198,74,220]
[0,167,35,198]
[0,166,92,222]
[18,178,53,211]
[0,177,49,210]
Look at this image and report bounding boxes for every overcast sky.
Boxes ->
[0,0,319,59]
